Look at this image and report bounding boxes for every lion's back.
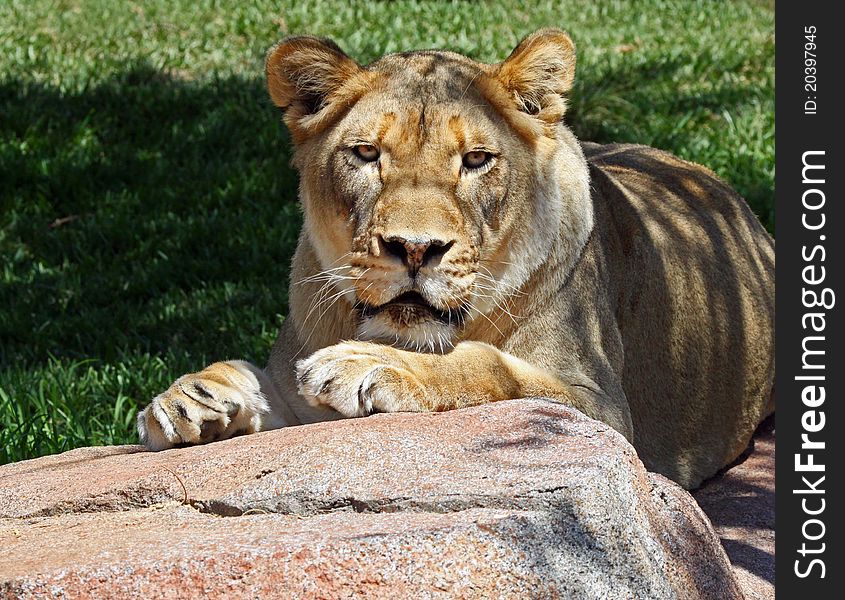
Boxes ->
[584,142,774,488]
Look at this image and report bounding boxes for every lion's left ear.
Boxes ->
[495,29,576,123]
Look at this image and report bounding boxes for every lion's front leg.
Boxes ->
[295,340,616,425]
[137,360,280,450]
[296,342,431,416]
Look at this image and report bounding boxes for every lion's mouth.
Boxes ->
[360,291,464,326]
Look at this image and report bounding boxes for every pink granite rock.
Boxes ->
[0,399,742,599]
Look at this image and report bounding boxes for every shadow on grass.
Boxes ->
[1,64,302,367]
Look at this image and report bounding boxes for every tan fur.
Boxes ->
[137,29,774,489]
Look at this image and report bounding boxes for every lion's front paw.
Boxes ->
[295,342,427,417]
[137,361,269,450]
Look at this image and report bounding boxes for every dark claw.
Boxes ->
[223,400,241,418]
[296,366,312,387]
[357,377,374,415]
[193,381,214,399]
[173,400,189,420]
[317,377,335,396]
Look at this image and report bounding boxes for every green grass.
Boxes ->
[0,0,774,464]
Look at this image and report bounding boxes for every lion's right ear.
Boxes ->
[265,36,365,140]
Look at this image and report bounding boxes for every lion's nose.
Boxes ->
[379,234,453,276]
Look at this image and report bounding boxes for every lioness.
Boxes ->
[137,29,774,490]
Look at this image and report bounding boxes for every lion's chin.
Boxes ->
[355,312,457,353]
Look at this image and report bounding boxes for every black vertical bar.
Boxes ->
[775,1,843,596]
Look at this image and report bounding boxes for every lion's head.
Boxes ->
[266,29,592,352]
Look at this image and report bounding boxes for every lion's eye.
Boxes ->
[462,151,492,170]
[353,144,380,162]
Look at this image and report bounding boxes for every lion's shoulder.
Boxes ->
[582,142,757,226]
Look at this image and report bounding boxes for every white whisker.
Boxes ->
[467,302,505,339]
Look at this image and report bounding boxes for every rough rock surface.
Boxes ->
[0,399,741,599]
[694,416,775,600]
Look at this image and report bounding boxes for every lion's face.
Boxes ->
[267,30,590,351]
